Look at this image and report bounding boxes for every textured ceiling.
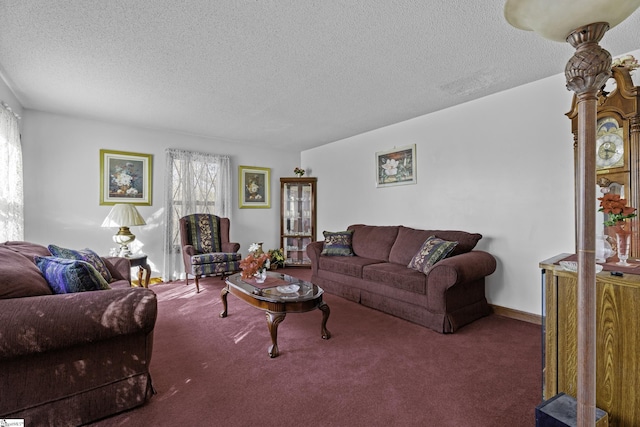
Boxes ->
[1,1,639,151]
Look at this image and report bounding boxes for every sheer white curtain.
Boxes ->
[0,102,23,241]
[163,149,231,281]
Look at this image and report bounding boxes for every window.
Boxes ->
[0,102,23,241]
[162,149,231,280]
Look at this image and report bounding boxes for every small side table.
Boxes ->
[126,254,151,288]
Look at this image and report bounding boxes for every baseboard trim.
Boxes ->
[490,304,541,325]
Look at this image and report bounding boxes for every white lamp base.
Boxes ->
[113,226,136,258]
[118,246,133,258]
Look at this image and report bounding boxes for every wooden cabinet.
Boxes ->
[280,177,316,267]
[541,255,640,426]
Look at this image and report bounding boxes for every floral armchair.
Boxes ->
[179,214,241,292]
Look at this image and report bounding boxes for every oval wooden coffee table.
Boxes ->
[220,271,330,358]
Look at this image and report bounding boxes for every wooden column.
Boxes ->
[631,115,640,257]
[564,22,612,427]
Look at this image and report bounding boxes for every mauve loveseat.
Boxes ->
[307,225,497,333]
[0,241,157,426]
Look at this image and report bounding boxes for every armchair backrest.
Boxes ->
[179,214,230,253]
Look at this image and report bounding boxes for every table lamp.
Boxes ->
[505,1,640,426]
[101,204,146,257]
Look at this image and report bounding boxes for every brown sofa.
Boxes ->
[0,241,157,426]
[307,225,497,333]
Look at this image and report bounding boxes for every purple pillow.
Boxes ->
[48,244,113,283]
[321,230,354,256]
[0,247,53,299]
[35,256,111,294]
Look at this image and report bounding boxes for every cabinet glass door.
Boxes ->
[280,178,316,266]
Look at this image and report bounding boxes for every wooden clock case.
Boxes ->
[567,65,640,257]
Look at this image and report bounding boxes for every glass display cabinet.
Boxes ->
[280,177,317,267]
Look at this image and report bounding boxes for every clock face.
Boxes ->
[596,133,624,168]
[596,117,625,169]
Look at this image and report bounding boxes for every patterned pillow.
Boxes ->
[321,230,354,256]
[48,244,113,283]
[408,236,458,273]
[35,256,111,294]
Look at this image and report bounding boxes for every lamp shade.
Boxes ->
[505,0,640,42]
[101,204,146,227]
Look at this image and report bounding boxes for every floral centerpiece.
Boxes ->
[598,193,637,227]
[294,167,305,177]
[240,242,270,280]
[598,193,637,266]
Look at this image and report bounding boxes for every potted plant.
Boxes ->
[268,248,285,269]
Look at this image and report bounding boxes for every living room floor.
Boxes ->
[89,270,541,426]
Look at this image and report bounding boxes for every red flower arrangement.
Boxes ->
[598,193,637,226]
[239,252,269,279]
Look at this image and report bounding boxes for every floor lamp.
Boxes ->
[504,1,640,427]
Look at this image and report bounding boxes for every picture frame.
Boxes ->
[375,144,417,188]
[239,165,271,208]
[100,149,152,205]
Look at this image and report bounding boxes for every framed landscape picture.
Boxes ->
[239,165,271,208]
[100,149,152,205]
[375,144,417,188]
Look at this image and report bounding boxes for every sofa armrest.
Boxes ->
[306,241,324,275]
[425,250,496,312]
[0,288,157,360]
[222,242,240,253]
[102,256,132,282]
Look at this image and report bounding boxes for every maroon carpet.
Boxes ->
[90,271,541,426]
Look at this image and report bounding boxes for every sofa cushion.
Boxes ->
[389,226,482,265]
[35,256,111,294]
[348,224,399,261]
[48,244,113,283]
[191,252,242,264]
[321,230,354,256]
[408,236,458,273]
[319,255,383,278]
[0,240,52,258]
[0,246,53,299]
[362,262,427,294]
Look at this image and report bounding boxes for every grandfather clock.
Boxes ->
[567,63,640,258]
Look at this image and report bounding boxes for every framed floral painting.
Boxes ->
[375,144,417,188]
[239,165,270,208]
[100,149,152,205]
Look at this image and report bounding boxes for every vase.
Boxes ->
[254,269,267,283]
[254,242,264,255]
[616,231,632,266]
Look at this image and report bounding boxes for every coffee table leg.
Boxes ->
[220,286,229,318]
[266,311,286,358]
[319,302,331,339]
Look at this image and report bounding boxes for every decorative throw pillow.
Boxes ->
[48,244,113,283]
[408,236,458,273]
[321,230,354,256]
[35,256,111,294]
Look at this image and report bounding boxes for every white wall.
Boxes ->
[20,110,299,279]
[303,73,579,315]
